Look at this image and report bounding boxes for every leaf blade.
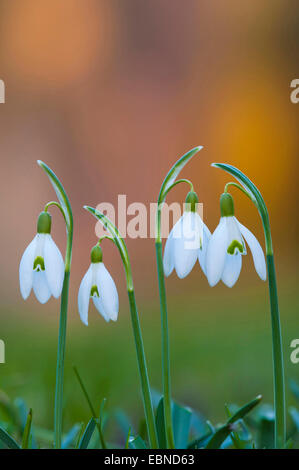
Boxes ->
[78,418,96,449]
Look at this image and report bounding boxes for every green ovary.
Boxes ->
[227,240,244,255]
[33,256,45,271]
[90,285,99,297]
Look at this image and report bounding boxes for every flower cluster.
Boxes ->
[163,191,266,288]
[19,190,266,323]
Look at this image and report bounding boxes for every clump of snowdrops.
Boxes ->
[1,149,298,450]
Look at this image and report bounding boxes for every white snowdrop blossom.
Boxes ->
[163,191,211,279]
[19,212,64,303]
[206,193,266,287]
[78,245,119,325]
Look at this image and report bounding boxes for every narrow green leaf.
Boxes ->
[125,427,131,449]
[290,380,299,402]
[78,418,96,449]
[158,147,203,206]
[73,366,107,449]
[128,435,147,449]
[0,426,20,449]
[211,163,264,209]
[188,432,213,449]
[155,398,167,449]
[21,408,32,449]
[37,160,73,231]
[289,407,299,431]
[62,424,81,449]
[172,403,192,449]
[206,395,262,449]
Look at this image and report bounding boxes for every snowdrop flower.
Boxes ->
[78,245,119,325]
[163,191,211,278]
[19,211,65,303]
[206,193,266,287]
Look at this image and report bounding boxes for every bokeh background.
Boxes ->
[0,0,298,438]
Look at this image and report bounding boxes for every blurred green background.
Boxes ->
[0,0,298,435]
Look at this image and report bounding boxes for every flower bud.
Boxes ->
[37,211,52,234]
[185,191,199,212]
[220,193,234,217]
[90,245,103,263]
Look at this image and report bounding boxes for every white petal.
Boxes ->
[32,271,51,304]
[206,218,228,286]
[44,235,65,298]
[198,222,211,276]
[221,253,242,287]
[97,263,119,321]
[19,235,38,299]
[173,213,201,278]
[78,265,93,325]
[163,229,174,277]
[237,220,267,281]
[92,296,110,322]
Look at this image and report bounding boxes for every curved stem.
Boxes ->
[224,182,256,205]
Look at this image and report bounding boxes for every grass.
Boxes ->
[0,276,297,439]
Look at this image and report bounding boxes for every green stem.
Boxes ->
[127,289,158,449]
[266,253,285,448]
[155,241,175,449]
[54,228,73,449]
[222,177,285,448]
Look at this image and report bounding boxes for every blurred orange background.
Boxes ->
[0,0,298,429]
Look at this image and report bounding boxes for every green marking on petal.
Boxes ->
[33,256,45,271]
[90,285,99,297]
[227,240,244,255]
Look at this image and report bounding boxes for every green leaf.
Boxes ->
[0,425,20,449]
[38,160,73,231]
[62,424,81,449]
[254,404,275,449]
[78,418,96,449]
[155,398,167,449]
[158,147,203,206]
[205,395,262,449]
[188,431,213,449]
[155,398,192,449]
[21,408,32,449]
[289,407,299,431]
[290,379,299,402]
[128,435,147,449]
[172,402,192,449]
[211,163,264,210]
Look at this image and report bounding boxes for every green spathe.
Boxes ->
[37,211,52,234]
[90,245,103,263]
[220,193,234,217]
[185,191,199,212]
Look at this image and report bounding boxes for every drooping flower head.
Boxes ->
[206,192,266,287]
[163,191,211,278]
[19,211,65,303]
[78,244,119,325]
